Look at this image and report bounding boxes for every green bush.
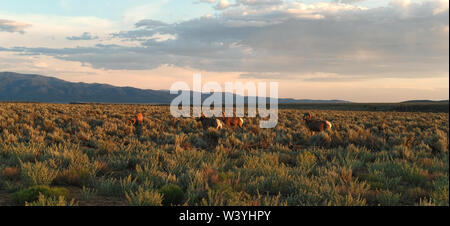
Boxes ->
[96,177,122,197]
[80,186,97,201]
[13,185,70,205]
[425,130,448,154]
[159,184,185,206]
[376,190,401,206]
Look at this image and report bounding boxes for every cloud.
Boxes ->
[122,1,169,26]
[203,0,283,8]
[215,0,232,10]
[1,1,448,82]
[135,19,168,29]
[333,0,366,4]
[237,0,283,6]
[66,32,99,40]
[0,19,31,34]
[240,72,286,79]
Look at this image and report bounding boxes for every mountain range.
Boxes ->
[0,72,351,104]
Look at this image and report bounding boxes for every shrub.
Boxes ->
[297,152,317,169]
[125,187,163,206]
[20,161,58,186]
[257,193,288,206]
[417,198,436,206]
[25,193,77,206]
[203,166,219,185]
[376,190,401,206]
[425,130,448,154]
[308,133,331,147]
[430,175,449,206]
[54,168,93,186]
[159,184,185,206]
[119,175,139,195]
[80,186,97,201]
[13,185,70,205]
[1,167,20,180]
[96,177,122,197]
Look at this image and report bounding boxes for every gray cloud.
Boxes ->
[135,19,168,29]
[333,0,365,4]
[66,32,99,41]
[202,0,283,7]
[0,19,30,34]
[1,1,448,81]
[237,0,283,6]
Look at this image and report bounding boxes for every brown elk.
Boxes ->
[303,112,332,132]
[130,113,144,125]
[221,112,244,129]
[197,113,223,130]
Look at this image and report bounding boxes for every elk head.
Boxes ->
[303,113,312,121]
[130,117,137,125]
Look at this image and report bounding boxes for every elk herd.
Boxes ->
[196,112,244,130]
[130,111,332,133]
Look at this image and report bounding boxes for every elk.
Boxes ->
[303,112,332,132]
[221,112,244,129]
[130,113,144,125]
[197,113,223,130]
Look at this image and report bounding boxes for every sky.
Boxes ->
[0,0,448,102]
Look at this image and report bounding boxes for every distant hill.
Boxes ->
[0,72,350,104]
[276,98,351,104]
[401,100,449,104]
[0,72,173,104]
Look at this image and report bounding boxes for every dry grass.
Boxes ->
[0,103,448,206]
